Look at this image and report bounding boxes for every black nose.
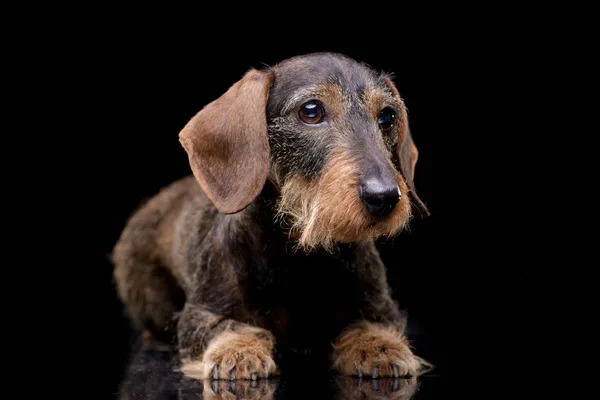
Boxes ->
[360,179,401,217]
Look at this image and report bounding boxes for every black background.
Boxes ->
[49,27,504,397]
[9,4,551,395]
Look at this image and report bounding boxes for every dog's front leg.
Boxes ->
[330,244,425,378]
[177,303,278,380]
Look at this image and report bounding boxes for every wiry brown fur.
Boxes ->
[112,52,430,382]
[331,321,421,378]
[275,148,412,252]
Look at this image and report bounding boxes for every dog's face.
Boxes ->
[179,53,428,251]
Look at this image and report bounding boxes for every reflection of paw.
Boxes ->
[181,329,278,380]
[334,376,420,400]
[202,378,278,400]
[331,322,424,378]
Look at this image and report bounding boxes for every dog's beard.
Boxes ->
[273,151,412,253]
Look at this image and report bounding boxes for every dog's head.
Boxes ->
[179,52,429,251]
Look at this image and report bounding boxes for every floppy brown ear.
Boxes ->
[384,77,430,217]
[398,121,430,217]
[179,69,273,214]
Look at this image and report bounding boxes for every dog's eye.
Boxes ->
[378,107,396,134]
[299,102,325,124]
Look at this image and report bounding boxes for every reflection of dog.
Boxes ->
[112,52,430,381]
[117,340,279,399]
[203,379,278,400]
[334,376,420,400]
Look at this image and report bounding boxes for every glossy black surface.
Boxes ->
[116,339,440,399]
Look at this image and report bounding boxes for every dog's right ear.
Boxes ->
[383,77,430,218]
[398,122,430,218]
[179,69,273,214]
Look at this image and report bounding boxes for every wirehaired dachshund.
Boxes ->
[112,52,431,381]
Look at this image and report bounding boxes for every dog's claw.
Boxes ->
[229,366,236,380]
[251,372,257,381]
[356,362,362,378]
[372,367,378,378]
[392,364,399,378]
[212,364,219,380]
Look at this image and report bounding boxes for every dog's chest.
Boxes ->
[249,250,363,351]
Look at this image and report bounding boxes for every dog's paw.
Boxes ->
[202,378,278,400]
[331,322,422,378]
[181,329,278,380]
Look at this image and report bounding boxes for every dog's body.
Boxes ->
[112,52,430,381]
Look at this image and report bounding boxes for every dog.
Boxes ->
[112,52,430,382]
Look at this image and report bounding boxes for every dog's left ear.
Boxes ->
[179,69,273,214]
[385,78,430,217]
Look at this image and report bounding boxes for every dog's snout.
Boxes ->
[360,179,401,217]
